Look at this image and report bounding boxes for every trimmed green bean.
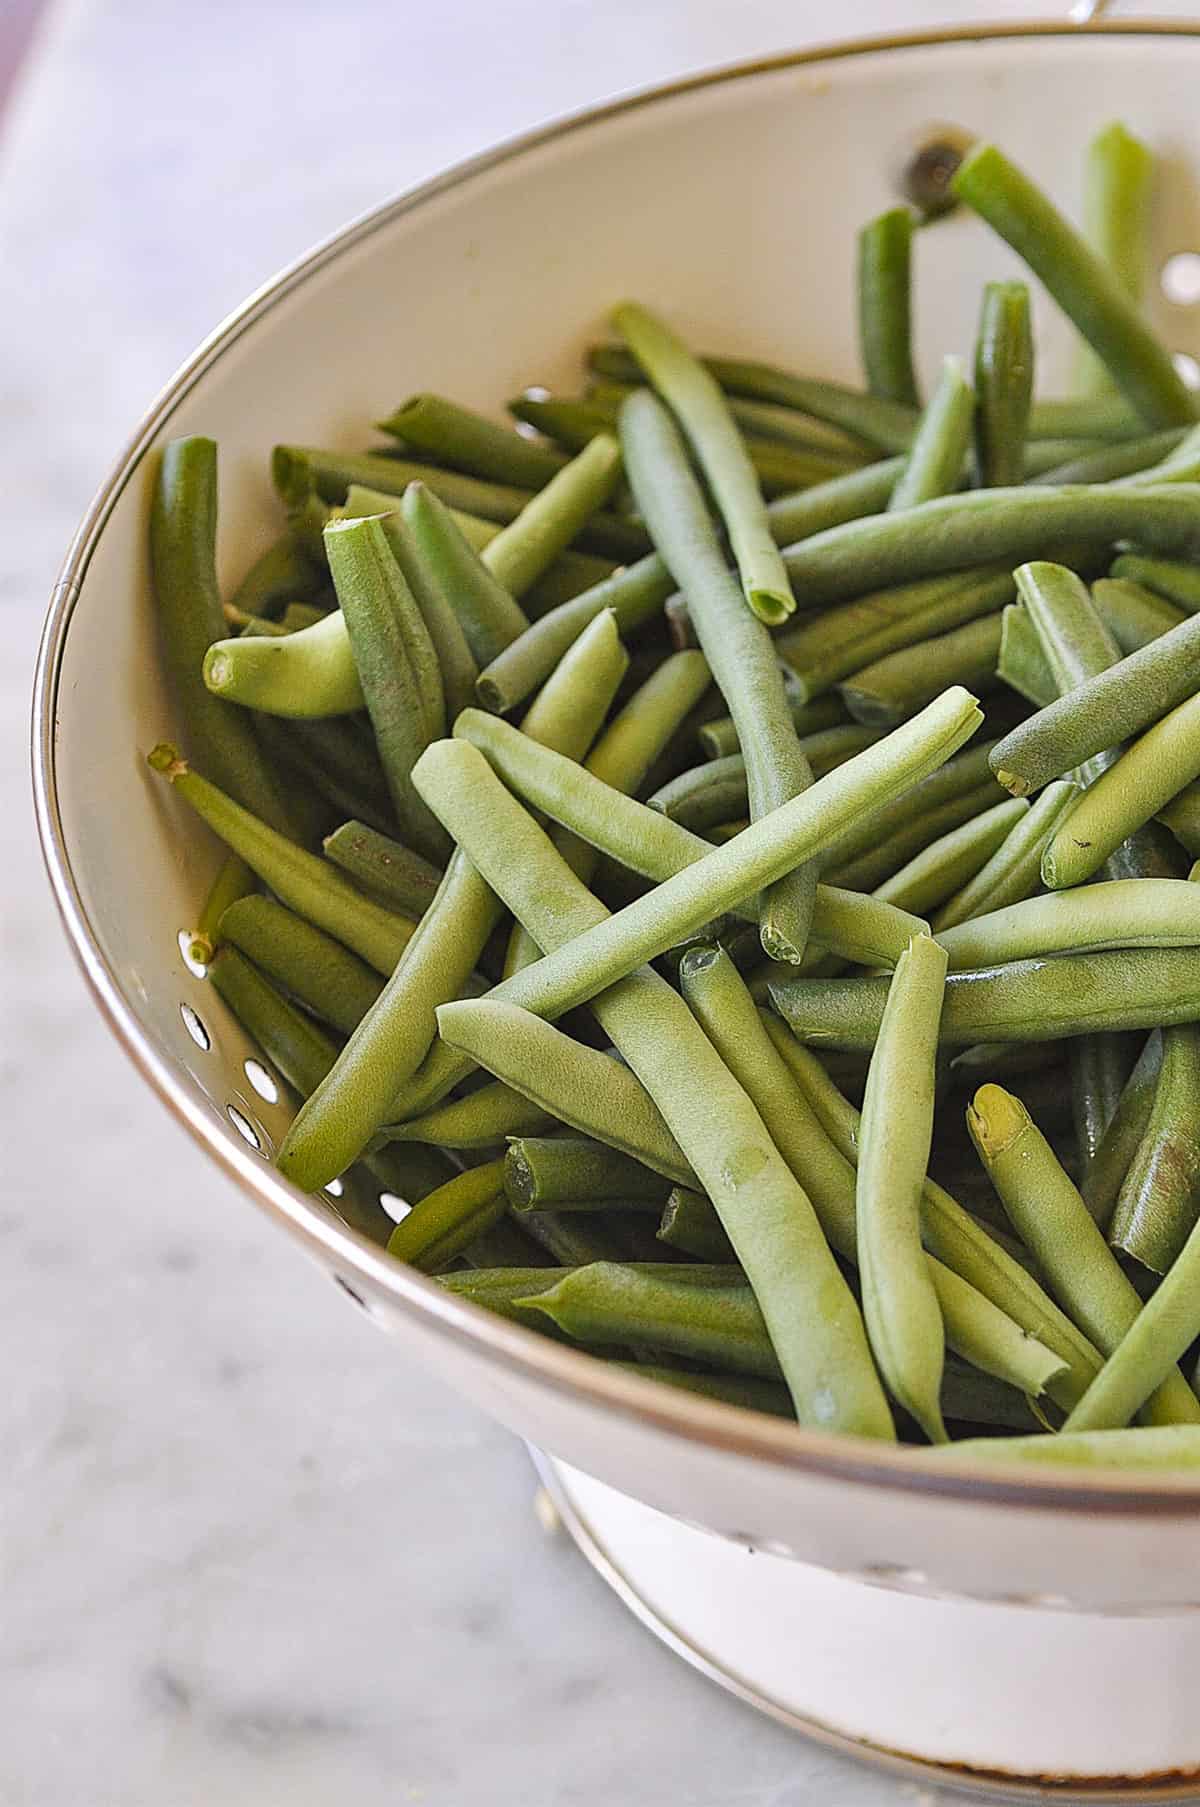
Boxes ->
[399,481,529,666]
[1110,553,1200,614]
[218,894,383,1035]
[481,434,624,599]
[1066,1212,1200,1432]
[840,614,1003,728]
[699,692,844,760]
[620,388,817,961]
[504,1137,669,1209]
[384,1080,553,1148]
[1076,123,1155,397]
[857,207,919,407]
[1043,693,1200,887]
[378,393,568,487]
[926,1427,1200,1467]
[322,820,443,919]
[951,142,1195,426]
[656,1186,736,1262]
[937,879,1200,969]
[151,438,295,833]
[1080,1032,1163,1229]
[873,798,1027,917]
[386,1159,508,1272]
[973,282,1032,488]
[1031,429,1186,486]
[612,304,792,623]
[771,946,1200,1049]
[887,357,974,513]
[856,934,949,1442]
[276,610,626,1191]
[203,609,366,718]
[147,745,414,974]
[997,602,1056,707]
[1091,576,1187,653]
[966,1084,1200,1425]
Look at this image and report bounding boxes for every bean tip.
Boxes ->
[966,1082,1027,1157]
[147,742,187,780]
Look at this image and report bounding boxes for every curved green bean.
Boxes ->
[203,608,365,718]
[857,207,919,407]
[873,797,1027,917]
[937,879,1200,969]
[887,357,974,513]
[840,613,1002,727]
[386,1158,509,1272]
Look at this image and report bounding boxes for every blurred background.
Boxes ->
[4,4,1194,1803]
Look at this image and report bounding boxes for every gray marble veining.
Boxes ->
[5,0,1178,1800]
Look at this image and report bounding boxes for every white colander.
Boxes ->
[33,21,1200,1794]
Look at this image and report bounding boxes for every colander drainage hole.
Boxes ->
[180,1003,210,1051]
[379,1192,412,1224]
[1173,351,1200,390]
[325,1176,344,1198]
[1163,252,1200,306]
[226,1104,263,1151]
[243,1059,278,1104]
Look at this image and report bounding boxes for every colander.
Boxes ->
[32,21,1200,1796]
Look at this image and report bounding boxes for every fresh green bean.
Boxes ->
[147,745,415,973]
[218,894,383,1035]
[1110,553,1200,613]
[1106,1023,1200,1275]
[840,614,1003,728]
[398,481,529,666]
[323,515,448,861]
[252,714,394,842]
[203,609,366,718]
[887,357,974,513]
[518,1210,638,1268]
[185,852,256,969]
[926,1427,1200,1466]
[771,946,1200,1050]
[783,486,1200,613]
[321,820,443,919]
[855,934,949,1441]
[873,798,1027,917]
[384,1080,553,1148]
[617,1363,794,1418]
[656,1186,736,1262]
[480,434,624,599]
[1043,693,1200,887]
[997,602,1056,707]
[1066,1213,1200,1433]
[1091,576,1187,653]
[857,207,919,408]
[612,304,793,623]
[951,142,1195,427]
[274,443,536,523]
[698,692,845,760]
[151,438,295,833]
[1076,123,1155,397]
[1160,783,1200,856]
[620,389,816,961]
[276,610,626,1191]
[936,879,1200,970]
[587,378,880,458]
[973,282,1032,488]
[649,727,883,832]
[378,393,568,488]
[766,1022,1103,1403]
[505,1137,670,1209]
[966,1084,1200,1425]
[453,706,927,961]
[386,1158,508,1272]
[1080,1033,1163,1229]
[824,780,1005,896]
[778,567,1015,706]
[228,526,324,619]
[1030,429,1187,486]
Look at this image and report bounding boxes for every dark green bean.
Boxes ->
[228,525,324,619]
[1110,553,1200,614]
[322,820,443,919]
[887,357,974,513]
[973,281,1032,487]
[186,852,256,969]
[386,1159,508,1272]
[1091,576,1187,653]
[399,482,529,666]
[1108,1019,1200,1275]
[857,207,919,407]
[504,1137,669,1209]
[218,894,383,1035]
[951,142,1195,426]
[1080,1033,1163,1230]
[378,393,568,487]
[840,614,1002,727]
[656,1186,736,1262]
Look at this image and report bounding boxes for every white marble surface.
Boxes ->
[4,2,1194,1802]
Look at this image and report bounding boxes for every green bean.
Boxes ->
[615,1363,794,1418]
[1030,430,1188,486]
[275,443,535,522]
[620,390,817,961]
[840,614,1003,728]
[323,515,448,862]
[398,481,529,666]
[461,1216,553,1270]
[1070,1031,1139,1177]
[857,207,919,407]
[453,707,926,960]
[824,780,1005,897]
[951,143,1195,427]
[480,434,624,599]
[784,486,1200,613]
[649,727,882,833]
[656,1186,736,1262]
[990,597,1200,798]
[276,610,626,1190]
[226,607,290,637]
[937,879,1200,970]
[1065,1216,1200,1433]
[766,1023,1103,1403]
[522,548,618,614]
[612,305,792,623]
[1160,783,1200,856]
[588,377,884,459]
[1110,553,1200,614]
[855,934,949,1441]
[887,357,974,514]
[348,487,500,552]
[1091,576,1187,653]
[228,526,324,619]
[322,820,443,919]
[147,745,415,973]
[423,770,892,1434]
[966,1085,1200,1425]
[250,714,392,842]
[699,693,845,760]
[218,894,384,1035]
[384,1080,553,1148]
[185,852,256,969]
[1043,694,1200,887]
[779,568,1013,707]
[997,602,1055,707]
[973,282,1032,488]
[926,1426,1200,1466]
[202,610,365,718]
[1080,1033,1163,1229]
[873,798,1027,917]
[386,1159,508,1272]
[505,1137,669,1209]
[520,1210,640,1268]
[1076,123,1155,397]
[1105,1024,1200,1275]
[772,945,1200,1050]
[151,438,296,834]
[378,393,568,488]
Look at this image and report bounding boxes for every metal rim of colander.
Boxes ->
[32,19,1200,1517]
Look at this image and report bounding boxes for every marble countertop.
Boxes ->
[6,3,1191,1802]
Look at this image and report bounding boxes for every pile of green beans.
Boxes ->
[145,120,1200,1469]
